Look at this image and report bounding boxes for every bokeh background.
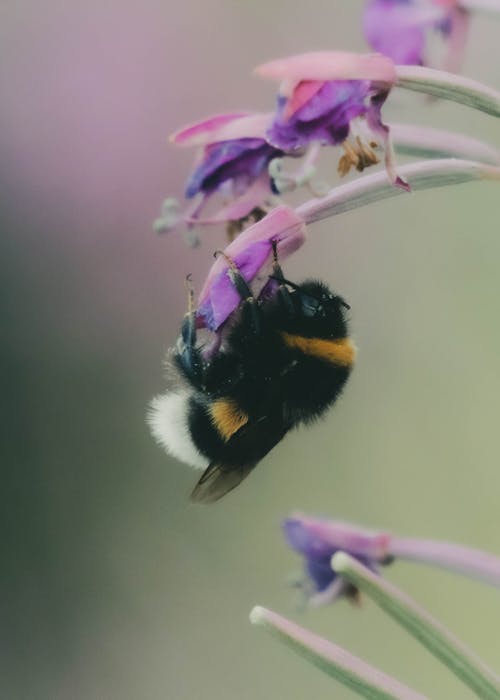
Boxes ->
[2,2,499,698]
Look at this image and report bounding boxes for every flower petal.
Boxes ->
[196,206,306,330]
[184,138,277,198]
[285,515,392,561]
[255,51,397,87]
[170,112,250,146]
[171,113,273,148]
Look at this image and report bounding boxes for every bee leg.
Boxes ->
[175,274,205,388]
[270,240,295,316]
[215,251,261,335]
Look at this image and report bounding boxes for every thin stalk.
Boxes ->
[391,124,500,165]
[390,537,500,589]
[250,606,429,700]
[295,158,500,224]
[395,65,500,118]
[332,553,500,700]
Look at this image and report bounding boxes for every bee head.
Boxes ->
[285,279,350,339]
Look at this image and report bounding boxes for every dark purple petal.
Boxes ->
[184,138,282,199]
[363,0,427,65]
[284,518,336,559]
[268,80,370,151]
[306,557,337,592]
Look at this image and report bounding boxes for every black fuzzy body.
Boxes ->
[171,277,354,502]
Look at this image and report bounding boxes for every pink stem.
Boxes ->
[390,537,500,588]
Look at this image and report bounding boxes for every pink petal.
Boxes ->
[170,112,250,147]
[212,204,305,265]
[255,51,397,87]
[205,112,273,143]
[292,514,392,561]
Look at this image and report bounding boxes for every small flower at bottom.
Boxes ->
[255,51,410,191]
[283,515,393,606]
[363,0,470,73]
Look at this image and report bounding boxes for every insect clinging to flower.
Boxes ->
[148,229,356,503]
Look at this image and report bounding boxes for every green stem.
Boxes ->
[250,606,428,700]
[395,65,500,118]
[332,553,500,700]
[295,159,500,225]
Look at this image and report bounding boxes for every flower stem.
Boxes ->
[392,124,500,165]
[390,537,500,589]
[395,65,500,118]
[250,606,429,700]
[332,553,500,700]
[295,158,500,225]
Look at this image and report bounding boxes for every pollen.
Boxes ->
[209,399,249,441]
[281,333,356,367]
[337,136,379,177]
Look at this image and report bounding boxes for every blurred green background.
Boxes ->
[1,2,499,698]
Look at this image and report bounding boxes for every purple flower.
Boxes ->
[184,138,283,200]
[196,205,306,331]
[363,0,470,72]
[255,51,409,190]
[169,112,286,230]
[268,80,370,151]
[283,515,392,605]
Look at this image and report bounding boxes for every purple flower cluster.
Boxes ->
[164,50,409,238]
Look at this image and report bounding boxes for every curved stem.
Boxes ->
[390,537,500,588]
[295,158,500,225]
[392,124,500,165]
[332,553,500,700]
[250,606,429,700]
[395,65,500,117]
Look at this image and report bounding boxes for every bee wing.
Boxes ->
[190,413,290,504]
[190,461,256,504]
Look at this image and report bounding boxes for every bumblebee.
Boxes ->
[148,245,355,503]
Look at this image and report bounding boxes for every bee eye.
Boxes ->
[300,296,319,317]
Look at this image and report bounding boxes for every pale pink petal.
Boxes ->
[255,51,397,87]
[206,112,274,143]
[214,204,306,261]
[170,112,250,146]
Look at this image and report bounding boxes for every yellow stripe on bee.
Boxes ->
[281,332,356,367]
[209,399,249,442]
